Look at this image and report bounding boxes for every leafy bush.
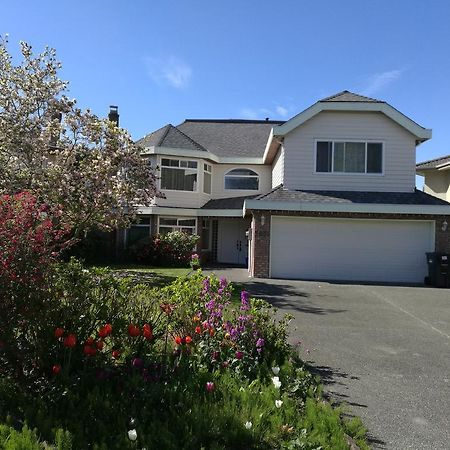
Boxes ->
[0,423,72,450]
[129,231,199,266]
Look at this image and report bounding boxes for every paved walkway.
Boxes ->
[205,269,450,450]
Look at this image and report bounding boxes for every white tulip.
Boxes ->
[275,400,283,408]
[272,376,282,388]
[271,366,280,375]
[244,421,252,429]
[128,429,137,441]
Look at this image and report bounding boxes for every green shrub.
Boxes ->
[129,231,199,267]
[0,424,72,450]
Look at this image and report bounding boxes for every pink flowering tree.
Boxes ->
[0,37,159,242]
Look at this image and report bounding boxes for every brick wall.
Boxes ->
[251,210,450,278]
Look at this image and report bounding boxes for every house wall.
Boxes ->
[210,163,271,199]
[423,171,450,202]
[153,156,271,207]
[250,210,450,278]
[283,111,417,192]
[271,147,284,188]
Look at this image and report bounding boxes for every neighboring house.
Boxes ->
[131,91,450,283]
[417,155,450,202]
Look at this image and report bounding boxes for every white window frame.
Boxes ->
[314,139,384,176]
[160,157,199,192]
[224,168,260,190]
[203,163,212,194]
[158,216,197,235]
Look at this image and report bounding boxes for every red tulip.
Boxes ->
[143,323,153,340]
[175,336,182,345]
[54,327,64,338]
[84,345,96,356]
[185,336,192,344]
[52,364,61,375]
[127,324,140,337]
[99,323,112,338]
[96,340,104,350]
[112,349,121,359]
[86,337,94,345]
[63,334,76,348]
[195,326,202,334]
[209,328,215,337]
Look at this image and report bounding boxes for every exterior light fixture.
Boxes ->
[260,215,266,226]
[442,220,448,232]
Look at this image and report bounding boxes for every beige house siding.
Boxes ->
[423,171,450,202]
[283,111,417,192]
[211,163,271,199]
[271,147,284,188]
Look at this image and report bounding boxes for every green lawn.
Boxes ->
[103,264,244,305]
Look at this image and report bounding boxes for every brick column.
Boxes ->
[252,211,271,278]
[435,216,450,253]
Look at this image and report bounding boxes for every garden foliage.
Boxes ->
[0,192,368,449]
[130,230,200,266]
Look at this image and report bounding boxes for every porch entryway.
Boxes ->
[216,218,251,266]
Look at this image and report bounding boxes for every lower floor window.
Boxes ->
[158,217,197,235]
[127,217,151,246]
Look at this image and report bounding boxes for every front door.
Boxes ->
[217,220,250,265]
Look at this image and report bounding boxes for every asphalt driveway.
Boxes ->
[206,268,450,450]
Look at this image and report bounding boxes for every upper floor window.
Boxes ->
[224,168,259,190]
[161,158,198,191]
[203,163,212,194]
[316,141,383,174]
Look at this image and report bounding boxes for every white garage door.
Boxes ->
[270,217,434,283]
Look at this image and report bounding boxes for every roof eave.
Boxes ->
[140,146,264,164]
[244,199,450,215]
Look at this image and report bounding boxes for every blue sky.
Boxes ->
[2,0,450,173]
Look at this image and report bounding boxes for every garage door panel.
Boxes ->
[270,217,434,283]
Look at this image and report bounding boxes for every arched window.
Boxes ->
[224,168,259,190]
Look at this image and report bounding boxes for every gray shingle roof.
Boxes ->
[176,120,284,158]
[319,90,384,103]
[416,154,450,170]
[136,124,207,151]
[201,195,259,210]
[253,186,450,206]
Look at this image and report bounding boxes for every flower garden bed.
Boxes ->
[0,259,369,449]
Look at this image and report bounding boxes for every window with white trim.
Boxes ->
[127,217,151,246]
[203,163,212,194]
[161,158,198,191]
[158,217,197,235]
[224,168,259,190]
[316,141,383,174]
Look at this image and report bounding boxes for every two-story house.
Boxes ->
[132,91,450,284]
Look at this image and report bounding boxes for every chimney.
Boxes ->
[108,105,119,126]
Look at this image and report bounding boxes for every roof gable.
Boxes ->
[320,90,384,103]
[263,91,432,163]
